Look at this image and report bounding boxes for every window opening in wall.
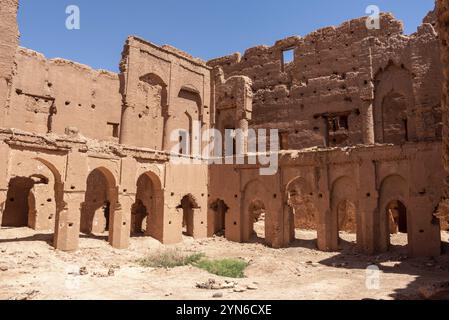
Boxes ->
[107,122,120,138]
[281,48,295,72]
[324,112,352,147]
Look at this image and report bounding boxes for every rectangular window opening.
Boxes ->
[107,122,120,138]
[282,48,295,71]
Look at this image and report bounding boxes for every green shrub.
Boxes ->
[194,258,248,278]
[138,250,248,278]
[137,250,204,269]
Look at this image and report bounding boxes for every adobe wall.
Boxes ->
[5,48,122,141]
[0,0,19,127]
[436,0,449,228]
[208,14,443,150]
[0,129,209,251]
[119,36,211,151]
[0,0,447,259]
[209,142,444,257]
[437,2,449,173]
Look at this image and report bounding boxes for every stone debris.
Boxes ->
[196,279,237,290]
[79,267,88,276]
[246,284,258,290]
[9,290,40,301]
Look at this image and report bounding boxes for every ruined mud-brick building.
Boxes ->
[0,0,448,257]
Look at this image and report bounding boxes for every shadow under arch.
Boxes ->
[1,157,64,249]
[177,193,200,237]
[209,198,229,237]
[80,167,118,244]
[133,170,164,242]
[378,174,410,253]
[330,176,359,250]
[285,176,319,248]
[242,179,272,245]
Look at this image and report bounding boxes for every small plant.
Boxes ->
[194,258,248,278]
[138,250,248,278]
[137,250,204,269]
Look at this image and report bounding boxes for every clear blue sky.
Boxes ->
[18,0,435,72]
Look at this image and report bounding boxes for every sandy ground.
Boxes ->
[1,222,449,300]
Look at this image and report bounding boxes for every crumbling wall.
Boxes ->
[437,1,449,170]
[5,48,122,141]
[209,14,443,150]
[436,0,449,225]
[120,37,211,152]
[0,0,19,127]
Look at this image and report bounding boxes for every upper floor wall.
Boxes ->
[5,48,123,141]
[208,13,443,150]
[119,37,212,152]
[0,0,19,128]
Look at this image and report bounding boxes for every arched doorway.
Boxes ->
[81,168,116,240]
[286,177,318,246]
[336,199,357,250]
[2,176,36,227]
[242,179,273,244]
[331,176,358,250]
[374,62,415,144]
[378,175,409,252]
[178,194,199,237]
[210,199,229,236]
[1,158,63,248]
[132,171,163,241]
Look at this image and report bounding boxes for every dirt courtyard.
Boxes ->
[1,223,449,300]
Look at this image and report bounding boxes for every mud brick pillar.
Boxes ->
[109,193,131,249]
[316,166,334,251]
[360,37,376,145]
[357,159,378,255]
[193,208,207,239]
[162,206,183,244]
[54,192,83,251]
[146,189,164,242]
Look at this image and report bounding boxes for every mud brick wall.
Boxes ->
[209,14,443,150]
[0,0,19,127]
